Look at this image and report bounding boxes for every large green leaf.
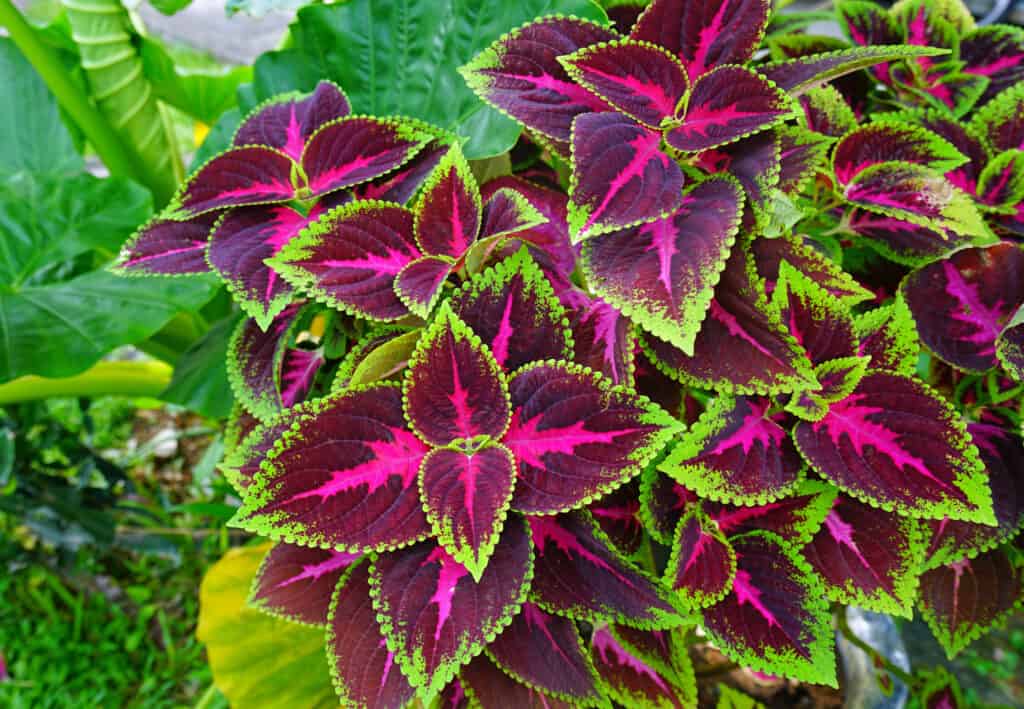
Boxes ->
[197,543,336,708]
[0,38,81,178]
[161,313,239,419]
[226,0,305,16]
[0,269,218,380]
[249,0,608,158]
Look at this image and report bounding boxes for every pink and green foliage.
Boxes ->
[127,2,1024,701]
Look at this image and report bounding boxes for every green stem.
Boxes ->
[0,360,172,404]
[0,0,166,199]
[193,683,221,709]
[835,607,916,687]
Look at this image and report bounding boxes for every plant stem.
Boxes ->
[0,360,172,404]
[0,0,163,198]
[835,608,915,686]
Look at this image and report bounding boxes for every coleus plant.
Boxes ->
[118,0,1024,706]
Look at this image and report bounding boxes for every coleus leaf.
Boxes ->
[528,512,685,629]
[777,125,834,196]
[639,470,694,545]
[786,356,871,422]
[327,559,415,709]
[355,139,452,205]
[459,16,617,144]
[660,395,803,506]
[749,232,873,305]
[664,506,736,608]
[901,242,1024,372]
[803,494,923,617]
[460,653,574,709]
[170,146,297,216]
[233,81,351,160]
[250,542,359,626]
[591,625,697,708]
[231,383,431,552]
[419,443,515,581]
[560,39,689,128]
[976,149,1024,213]
[761,45,948,96]
[629,0,771,81]
[918,546,1024,659]
[997,304,1024,382]
[911,110,990,195]
[589,480,645,556]
[449,248,573,373]
[226,305,303,421]
[701,532,836,687]
[208,204,324,329]
[486,602,601,703]
[918,667,965,709]
[843,162,990,239]
[706,480,837,545]
[846,210,978,267]
[799,85,857,139]
[393,255,455,319]
[507,360,682,514]
[696,132,780,228]
[960,25,1024,106]
[404,305,510,447]
[970,82,1024,153]
[219,415,290,493]
[609,624,695,688]
[837,1,902,59]
[641,244,818,395]
[369,518,532,695]
[580,176,742,355]
[271,200,420,321]
[113,212,216,276]
[832,123,967,186]
[852,296,919,376]
[664,66,791,154]
[793,371,995,524]
[478,186,548,242]
[923,422,1024,570]
[568,111,684,243]
[414,143,481,259]
[772,260,858,365]
[569,294,636,386]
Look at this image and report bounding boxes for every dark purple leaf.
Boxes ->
[665,507,736,607]
[589,480,644,557]
[486,603,600,702]
[701,532,836,686]
[570,295,635,386]
[706,481,837,544]
[414,145,481,258]
[630,0,770,81]
[918,547,1024,658]
[279,347,324,408]
[171,147,295,216]
[902,243,1024,372]
[580,176,741,355]
[961,26,1024,106]
[461,654,575,709]
[301,117,429,198]
[478,187,546,241]
[750,232,872,304]
[832,123,967,186]
[507,361,681,515]
[853,297,920,376]
[234,81,350,160]
[327,559,415,709]
[460,17,616,143]
[370,519,532,695]
[847,210,974,266]
[354,140,450,205]
[837,1,902,80]
[976,150,1024,212]
[404,306,510,447]
[640,471,695,545]
[998,304,1024,381]
[661,395,803,505]
[226,306,302,420]
[762,46,946,96]
[569,112,684,242]
[799,85,857,139]
[920,668,964,709]
[913,111,989,195]
[393,255,454,319]
[220,416,290,493]
[528,513,684,628]
[665,66,790,153]
[271,201,420,321]
[231,384,431,551]
[420,444,515,580]
[971,83,1024,153]
[591,625,696,707]
[561,38,689,127]
[804,494,922,616]
[114,213,216,275]
[773,260,858,365]
[251,542,359,625]
[794,372,994,523]
[449,248,571,372]
[777,125,833,195]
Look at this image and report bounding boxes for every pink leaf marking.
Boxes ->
[580,64,679,119]
[682,529,709,575]
[949,557,971,629]
[215,180,294,202]
[263,205,322,304]
[823,505,884,586]
[643,218,679,300]
[272,550,360,590]
[522,603,575,665]
[688,1,731,80]
[812,394,953,490]
[285,429,426,503]
[378,638,396,688]
[506,410,643,473]
[708,300,774,357]
[679,102,776,138]
[284,106,304,161]
[322,247,417,276]
[583,128,670,236]
[528,517,636,588]
[448,346,475,440]
[517,72,611,113]
[425,546,470,641]
[712,501,783,533]
[709,398,786,456]
[733,568,781,628]
[122,242,207,267]
[490,293,516,369]
[308,154,380,195]
[966,53,1024,76]
[943,262,1005,353]
[591,626,669,692]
